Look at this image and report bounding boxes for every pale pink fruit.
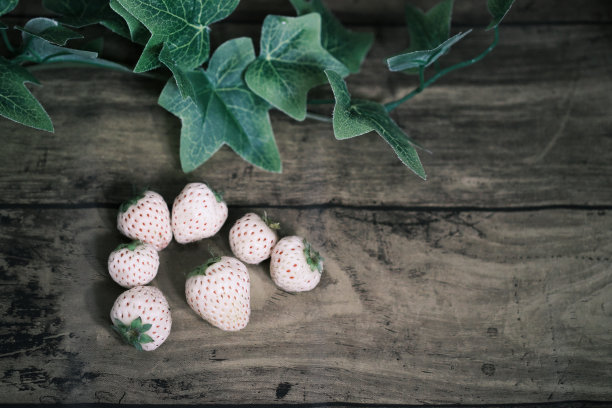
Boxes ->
[117,190,172,251]
[185,256,250,331]
[108,241,159,288]
[229,212,279,264]
[270,236,324,292]
[110,286,172,351]
[171,183,228,244]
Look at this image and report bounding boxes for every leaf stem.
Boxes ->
[1,30,15,54]
[384,26,500,112]
[305,112,332,123]
[25,59,169,81]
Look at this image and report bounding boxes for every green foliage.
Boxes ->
[112,317,154,351]
[0,1,513,179]
[0,0,18,29]
[245,13,348,121]
[386,30,470,71]
[0,0,18,18]
[19,18,97,62]
[16,21,82,46]
[116,0,239,83]
[325,70,426,180]
[289,0,373,73]
[0,57,53,131]
[159,38,281,173]
[487,0,515,30]
[42,0,131,39]
[405,0,453,52]
[108,0,148,44]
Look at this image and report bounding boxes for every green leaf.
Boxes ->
[81,37,104,53]
[130,316,143,329]
[386,30,470,72]
[244,13,349,121]
[116,0,239,72]
[139,333,153,344]
[325,70,426,179]
[0,57,53,132]
[159,37,281,173]
[405,0,453,52]
[43,0,131,39]
[109,0,149,45]
[20,18,98,63]
[487,0,515,30]
[290,0,373,73]
[0,0,18,16]
[133,34,163,72]
[16,21,83,46]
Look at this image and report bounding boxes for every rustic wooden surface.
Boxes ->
[1,0,611,406]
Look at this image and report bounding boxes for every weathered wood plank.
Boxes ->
[1,25,611,208]
[9,0,612,25]
[1,207,611,404]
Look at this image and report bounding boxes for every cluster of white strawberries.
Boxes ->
[108,182,324,351]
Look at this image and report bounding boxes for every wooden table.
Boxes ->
[1,1,611,405]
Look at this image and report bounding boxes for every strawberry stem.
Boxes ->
[211,187,224,203]
[115,240,143,251]
[119,190,146,213]
[112,317,154,351]
[188,256,221,278]
[303,239,324,273]
[263,211,280,230]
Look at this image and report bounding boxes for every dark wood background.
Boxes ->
[1,0,611,405]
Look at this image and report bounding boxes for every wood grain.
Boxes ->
[1,207,611,404]
[0,25,611,208]
[9,0,612,25]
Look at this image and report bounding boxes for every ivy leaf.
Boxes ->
[116,0,239,73]
[15,21,82,46]
[0,0,18,16]
[405,0,453,52]
[20,18,97,63]
[133,34,163,73]
[158,37,281,173]
[289,0,373,74]
[109,0,149,45]
[0,57,53,132]
[386,30,470,72]
[325,69,426,179]
[486,0,515,30]
[245,13,349,121]
[42,0,131,40]
[0,0,18,29]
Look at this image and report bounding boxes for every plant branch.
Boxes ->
[1,30,15,54]
[384,26,500,112]
[305,112,332,123]
[25,59,169,81]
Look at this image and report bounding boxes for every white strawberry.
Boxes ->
[171,183,228,244]
[117,190,172,251]
[229,212,279,264]
[110,285,172,351]
[107,241,159,288]
[270,236,324,292]
[185,256,250,331]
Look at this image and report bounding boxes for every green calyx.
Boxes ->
[187,256,221,278]
[262,211,280,231]
[119,190,146,213]
[303,239,324,274]
[114,240,142,251]
[112,317,154,351]
[211,187,224,203]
